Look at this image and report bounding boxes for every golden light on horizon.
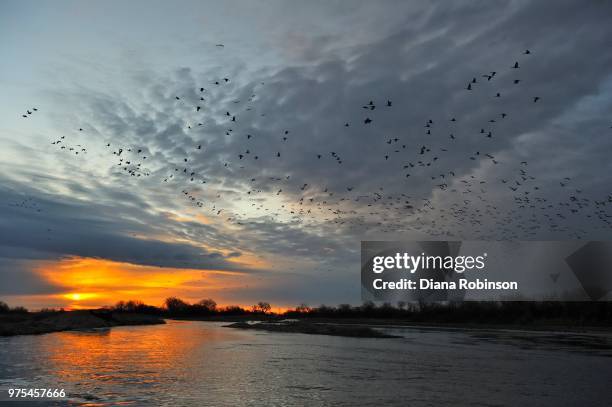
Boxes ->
[63,292,98,301]
[28,256,269,309]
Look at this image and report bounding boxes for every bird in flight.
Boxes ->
[32,48,597,243]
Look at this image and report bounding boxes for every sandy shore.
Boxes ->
[226,320,400,338]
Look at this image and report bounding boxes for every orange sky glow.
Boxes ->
[7,256,290,312]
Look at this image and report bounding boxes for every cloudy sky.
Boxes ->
[1,0,611,310]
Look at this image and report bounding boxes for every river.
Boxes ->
[0,320,611,406]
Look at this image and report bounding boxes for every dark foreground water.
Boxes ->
[0,320,611,406]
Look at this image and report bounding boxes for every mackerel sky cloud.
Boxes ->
[1,0,611,308]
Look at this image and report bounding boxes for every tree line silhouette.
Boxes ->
[284,301,612,326]
[112,297,272,317]
[1,299,611,327]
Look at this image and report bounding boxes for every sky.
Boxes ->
[1,0,611,310]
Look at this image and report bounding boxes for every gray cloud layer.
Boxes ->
[1,0,611,304]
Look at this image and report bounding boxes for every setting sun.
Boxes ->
[30,257,265,309]
[63,293,97,302]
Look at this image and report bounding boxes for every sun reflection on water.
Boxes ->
[29,321,244,405]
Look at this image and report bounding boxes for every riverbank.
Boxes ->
[287,317,612,334]
[172,314,612,334]
[223,319,612,353]
[226,321,400,338]
[0,310,165,336]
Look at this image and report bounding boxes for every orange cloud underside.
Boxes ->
[31,257,260,310]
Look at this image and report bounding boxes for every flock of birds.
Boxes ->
[16,47,612,241]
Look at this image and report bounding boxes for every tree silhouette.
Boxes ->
[196,298,217,312]
[165,297,190,314]
[252,302,271,314]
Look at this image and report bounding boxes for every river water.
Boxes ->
[0,320,610,406]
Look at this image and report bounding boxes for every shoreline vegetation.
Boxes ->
[0,306,164,336]
[1,298,611,337]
